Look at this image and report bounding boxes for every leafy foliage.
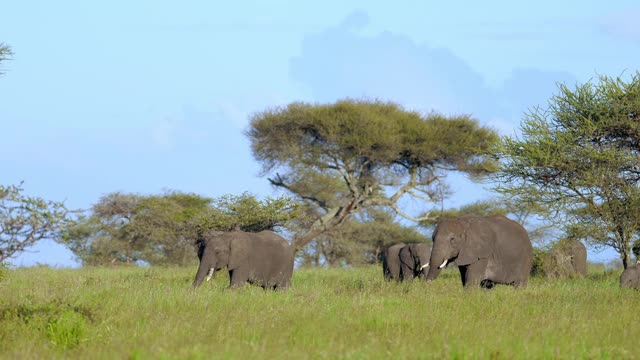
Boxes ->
[297,208,430,267]
[0,183,71,262]
[205,193,300,233]
[496,72,640,268]
[420,200,507,227]
[247,99,500,250]
[632,239,640,261]
[61,191,299,266]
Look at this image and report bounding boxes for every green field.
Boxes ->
[0,265,637,359]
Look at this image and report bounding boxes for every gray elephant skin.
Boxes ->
[620,265,640,290]
[192,230,294,290]
[382,243,405,281]
[426,215,533,288]
[399,243,432,281]
[551,239,587,277]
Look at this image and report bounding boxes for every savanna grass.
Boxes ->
[0,265,637,359]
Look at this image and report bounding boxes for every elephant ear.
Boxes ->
[399,246,412,269]
[228,232,250,270]
[456,219,493,266]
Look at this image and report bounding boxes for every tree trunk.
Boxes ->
[622,251,629,269]
[292,203,355,251]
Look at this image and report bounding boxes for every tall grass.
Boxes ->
[0,265,637,359]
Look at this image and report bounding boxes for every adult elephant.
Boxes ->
[382,243,405,282]
[192,230,294,290]
[550,239,587,277]
[426,215,533,288]
[620,262,640,290]
[399,243,431,281]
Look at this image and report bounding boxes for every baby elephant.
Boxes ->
[399,243,432,281]
[382,242,431,282]
[193,230,294,290]
[382,243,406,281]
[620,263,640,290]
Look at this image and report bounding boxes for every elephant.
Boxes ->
[192,230,294,290]
[425,215,533,288]
[549,239,587,278]
[399,243,432,281]
[620,262,640,290]
[382,243,405,281]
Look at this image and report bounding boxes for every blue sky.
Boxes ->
[2,1,639,267]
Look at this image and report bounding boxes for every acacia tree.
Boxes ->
[296,207,430,267]
[0,184,71,262]
[496,73,640,268]
[247,99,500,250]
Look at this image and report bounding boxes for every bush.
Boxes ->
[46,310,87,350]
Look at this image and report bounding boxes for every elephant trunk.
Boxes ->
[425,264,442,282]
[418,263,429,280]
[193,261,213,289]
[425,247,449,282]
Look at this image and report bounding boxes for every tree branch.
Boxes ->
[268,173,328,210]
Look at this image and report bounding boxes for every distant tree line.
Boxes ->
[61,192,299,266]
[58,190,429,267]
[2,41,640,269]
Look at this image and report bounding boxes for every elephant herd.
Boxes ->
[190,214,640,291]
[384,215,533,288]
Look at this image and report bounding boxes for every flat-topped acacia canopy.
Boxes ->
[246,99,500,250]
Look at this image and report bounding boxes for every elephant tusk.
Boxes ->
[205,268,214,282]
[438,259,448,269]
[420,263,429,270]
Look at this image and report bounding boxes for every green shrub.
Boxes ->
[46,309,87,350]
[530,247,547,277]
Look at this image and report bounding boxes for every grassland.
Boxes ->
[0,265,638,359]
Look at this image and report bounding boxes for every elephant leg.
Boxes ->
[229,267,249,288]
[383,259,391,281]
[418,270,426,281]
[400,264,413,282]
[458,265,467,286]
[391,266,402,282]
[461,258,488,288]
[275,276,290,290]
[480,279,495,289]
[513,275,528,288]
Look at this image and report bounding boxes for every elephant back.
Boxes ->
[620,266,640,290]
[383,243,405,281]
